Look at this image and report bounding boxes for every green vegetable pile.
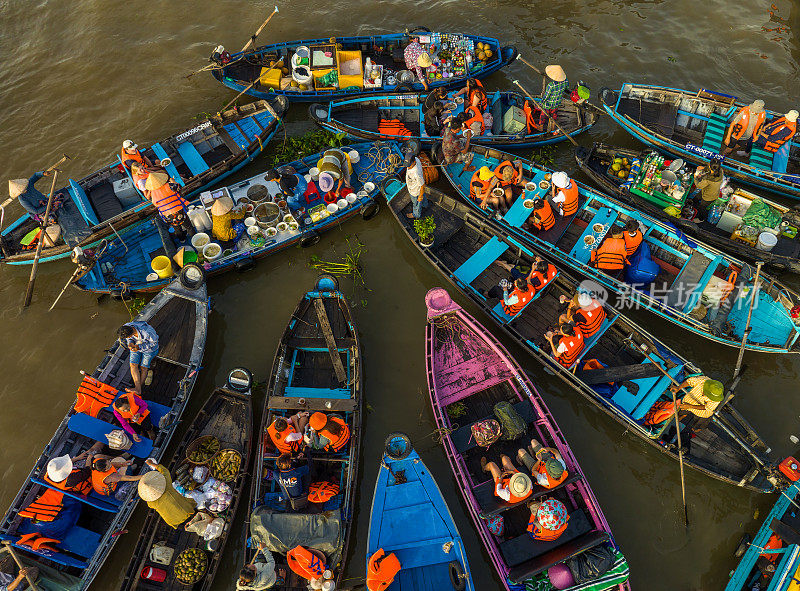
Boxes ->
[174,548,208,584]
[188,436,219,464]
[210,450,241,482]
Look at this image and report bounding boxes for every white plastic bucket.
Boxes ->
[348,150,360,164]
[310,167,320,181]
[202,242,222,262]
[337,198,349,210]
[244,217,257,227]
[191,233,210,250]
[757,231,778,251]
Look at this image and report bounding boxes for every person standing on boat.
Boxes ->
[531,65,568,130]
[755,110,798,154]
[692,160,724,221]
[118,321,159,395]
[670,376,724,421]
[722,100,766,156]
[8,172,65,221]
[404,153,427,219]
[550,171,580,218]
[480,455,533,504]
[403,38,430,90]
[440,115,476,175]
[237,543,285,590]
[120,140,152,169]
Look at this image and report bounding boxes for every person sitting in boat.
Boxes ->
[317,148,353,198]
[306,412,351,453]
[267,413,308,454]
[545,322,585,368]
[423,100,449,137]
[129,163,150,193]
[462,102,486,136]
[453,78,488,111]
[403,38,430,90]
[550,171,580,218]
[265,168,309,211]
[670,376,724,424]
[692,159,724,221]
[559,290,606,338]
[137,458,197,528]
[237,543,285,590]
[527,498,569,541]
[500,278,536,317]
[0,559,37,591]
[210,195,245,245]
[517,438,568,489]
[118,321,159,395]
[273,453,311,511]
[469,166,499,210]
[522,99,544,133]
[120,140,152,169]
[440,115,476,175]
[90,455,141,501]
[590,228,629,273]
[492,160,524,206]
[144,171,193,240]
[526,258,558,295]
[8,172,66,222]
[622,219,643,257]
[531,65,568,130]
[481,455,533,504]
[524,198,555,232]
[366,549,402,591]
[755,110,798,154]
[722,99,766,156]
[423,87,447,112]
[113,391,157,443]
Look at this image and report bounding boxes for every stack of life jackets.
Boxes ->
[643,400,680,426]
[73,374,119,417]
[502,282,536,316]
[150,182,189,221]
[19,471,91,522]
[367,549,402,591]
[377,118,413,137]
[287,545,327,581]
[308,481,339,504]
[317,416,351,452]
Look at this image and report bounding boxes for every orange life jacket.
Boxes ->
[623,230,643,257]
[581,358,614,385]
[131,167,149,186]
[91,465,118,496]
[308,481,340,503]
[377,119,413,137]
[530,264,558,294]
[502,283,536,316]
[149,183,188,219]
[572,303,606,338]
[469,171,492,203]
[287,545,326,580]
[469,89,488,114]
[367,549,402,591]
[116,392,150,424]
[643,400,679,426]
[535,461,568,489]
[17,532,60,553]
[532,201,555,231]
[45,471,92,495]
[267,422,301,454]
[494,160,521,187]
[555,330,585,368]
[463,105,485,135]
[591,238,629,271]
[73,374,119,417]
[557,181,580,217]
[120,148,145,168]
[319,416,350,452]
[729,107,766,141]
[759,117,797,153]
[19,489,64,522]
[761,534,783,563]
[522,100,542,133]
[495,474,532,504]
[527,515,569,541]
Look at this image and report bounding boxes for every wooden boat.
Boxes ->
[597,84,800,200]
[244,276,361,590]
[0,98,287,266]
[119,370,253,591]
[436,144,800,354]
[309,89,597,149]
[0,275,208,590]
[725,468,800,591]
[383,178,779,493]
[73,141,402,294]
[211,30,517,102]
[575,143,800,274]
[367,434,476,591]
[424,292,630,591]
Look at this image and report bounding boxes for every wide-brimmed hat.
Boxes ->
[508,472,532,497]
[551,171,569,189]
[577,292,594,308]
[750,99,765,113]
[537,498,568,530]
[545,65,566,82]
[122,139,138,150]
[210,196,234,216]
[478,166,493,182]
[138,470,167,502]
[8,179,28,198]
[309,412,327,431]
[318,172,335,193]
[417,52,432,68]
[786,110,799,123]
[144,172,169,191]
[47,455,73,483]
[703,379,724,401]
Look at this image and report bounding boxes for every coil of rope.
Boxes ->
[357,144,402,184]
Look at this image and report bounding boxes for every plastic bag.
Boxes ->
[493,401,525,441]
[742,198,781,230]
[184,511,214,535]
[192,465,209,483]
[202,518,225,541]
[106,429,132,451]
[566,544,615,584]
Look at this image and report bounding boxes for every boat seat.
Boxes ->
[769,517,800,546]
[499,508,593,567]
[176,141,211,177]
[67,413,153,458]
[663,252,715,311]
[451,400,536,454]
[702,113,729,154]
[750,145,775,170]
[30,477,120,513]
[394,563,451,591]
[151,143,184,186]
[569,207,619,264]
[568,318,616,369]
[454,237,509,286]
[577,363,664,385]
[283,386,352,400]
[223,123,252,150]
[108,394,171,427]
[86,181,124,223]
[492,272,559,323]
[610,358,684,420]
[507,530,611,584]
[2,524,102,567]
[631,365,684,421]
[389,539,456,570]
[474,472,582,518]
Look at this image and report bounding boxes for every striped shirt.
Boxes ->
[681,376,719,418]
[541,79,569,110]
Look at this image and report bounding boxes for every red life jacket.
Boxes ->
[527,515,569,541]
[502,283,536,316]
[557,181,580,217]
[494,160,521,187]
[573,303,606,338]
[377,119,413,137]
[117,392,150,424]
[729,107,766,141]
[91,465,118,496]
[73,374,119,417]
[535,461,568,489]
[643,400,679,426]
[367,549,402,591]
[623,230,643,257]
[308,481,340,503]
[463,105,485,135]
[530,264,558,294]
[149,183,188,219]
[17,532,60,553]
[287,545,326,580]
[555,330,585,368]
[319,416,350,452]
[267,421,301,454]
[591,238,629,271]
[532,201,555,231]
[120,148,145,168]
[469,171,492,203]
[758,117,797,153]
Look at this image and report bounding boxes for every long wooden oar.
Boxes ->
[516,55,605,116]
[1,543,40,591]
[240,6,279,53]
[23,154,70,308]
[512,80,580,148]
[732,262,763,381]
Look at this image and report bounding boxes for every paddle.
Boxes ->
[240,6,280,53]
[515,55,606,117]
[23,154,70,309]
[732,262,763,382]
[1,543,40,591]
[511,80,580,148]
[49,241,109,312]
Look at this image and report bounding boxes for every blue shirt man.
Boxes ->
[10,172,49,216]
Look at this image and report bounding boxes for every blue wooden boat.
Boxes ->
[211,30,516,102]
[367,434,475,591]
[0,276,208,590]
[597,84,800,200]
[725,474,800,590]
[0,98,286,266]
[309,89,597,148]
[383,178,779,493]
[436,144,800,354]
[73,141,402,294]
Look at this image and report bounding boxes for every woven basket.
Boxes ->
[209,449,242,482]
[185,436,220,466]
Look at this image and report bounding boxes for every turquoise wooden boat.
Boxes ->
[597,84,800,200]
[367,434,474,591]
[437,144,800,354]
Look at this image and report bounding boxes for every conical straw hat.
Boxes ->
[8,179,28,198]
[144,172,169,191]
[210,196,234,216]
[138,470,167,502]
[545,65,566,82]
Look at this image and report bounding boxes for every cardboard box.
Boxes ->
[503,106,527,134]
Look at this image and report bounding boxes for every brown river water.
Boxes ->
[0,1,799,589]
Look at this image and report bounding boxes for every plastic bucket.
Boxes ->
[203,242,222,262]
[151,256,173,279]
[310,167,320,181]
[191,233,210,250]
[757,231,778,251]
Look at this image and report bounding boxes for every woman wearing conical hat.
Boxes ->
[142,171,192,240]
[8,171,65,221]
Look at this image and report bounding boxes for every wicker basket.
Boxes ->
[209,449,242,482]
[185,436,220,465]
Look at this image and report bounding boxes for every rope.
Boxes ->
[357,144,402,184]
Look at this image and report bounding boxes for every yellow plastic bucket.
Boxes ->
[151,255,173,279]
